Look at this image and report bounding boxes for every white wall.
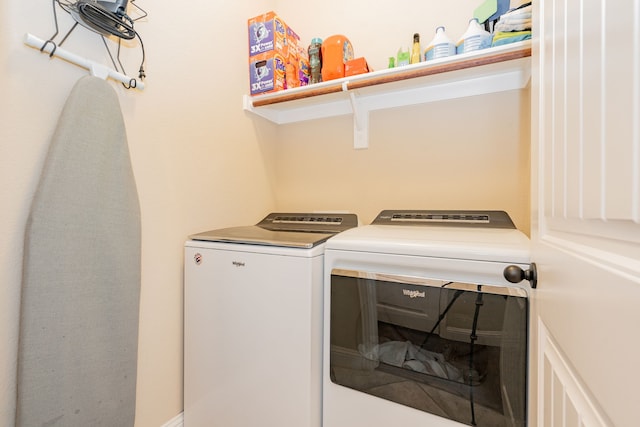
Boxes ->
[0,1,275,426]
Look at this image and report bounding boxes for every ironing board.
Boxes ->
[17,76,141,427]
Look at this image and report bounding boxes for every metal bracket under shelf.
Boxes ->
[243,41,532,149]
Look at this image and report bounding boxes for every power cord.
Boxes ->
[467,285,484,426]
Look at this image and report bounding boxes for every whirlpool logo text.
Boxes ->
[402,289,426,299]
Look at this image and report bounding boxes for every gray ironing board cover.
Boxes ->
[17,76,141,427]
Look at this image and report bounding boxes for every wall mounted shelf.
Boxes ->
[243,40,531,149]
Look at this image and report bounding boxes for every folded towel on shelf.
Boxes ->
[495,2,532,32]
[494,19,532,33]
[495,18,532,32]
[503,5,532,19]
[492,30,532,46]
[500,8,532,21]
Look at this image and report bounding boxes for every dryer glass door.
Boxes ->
[329,269,529,427]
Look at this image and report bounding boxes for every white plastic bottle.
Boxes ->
[424,26,456,61]
[456,18,493,55]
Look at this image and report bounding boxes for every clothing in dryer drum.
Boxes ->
[329,270,528,426]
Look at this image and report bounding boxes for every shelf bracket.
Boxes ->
[243,42,532,151]
[347,90,369,149]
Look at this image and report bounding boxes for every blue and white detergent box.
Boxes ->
[248,11,288,57]
[247,11,308,94]
[249,53,287,95]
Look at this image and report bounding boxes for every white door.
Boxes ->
[531,1,640,426]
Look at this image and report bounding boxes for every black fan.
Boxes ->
[48,0,147,84]
[68,0,136,39]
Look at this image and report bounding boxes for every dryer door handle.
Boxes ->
[504,263,538,289]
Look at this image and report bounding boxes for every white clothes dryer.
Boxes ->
[323,210,535,427]
[184,213,357,427]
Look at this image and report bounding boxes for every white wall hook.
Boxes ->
[24,33,145,90]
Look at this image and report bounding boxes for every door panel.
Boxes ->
[539,321,611,427]
[532,0,640,426]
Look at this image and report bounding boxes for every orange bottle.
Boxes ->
[321,35,354,81]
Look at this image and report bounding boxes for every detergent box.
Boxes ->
[345,57,370,77]
[284,26,300,89]
[248,11,307,93]
[248,11,288,57]
[249,52,287,95]
[297,45,310,87]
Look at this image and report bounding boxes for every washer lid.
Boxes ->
[327,210,529,263]
[189,212,358,248]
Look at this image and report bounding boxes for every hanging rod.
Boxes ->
[24,32,145,90]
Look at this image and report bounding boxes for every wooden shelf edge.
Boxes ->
[247,41,532,108]
[348,47,531,90]
[251,83,344,107]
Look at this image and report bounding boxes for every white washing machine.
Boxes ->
[184,213,358,427]
[323,210,536,427]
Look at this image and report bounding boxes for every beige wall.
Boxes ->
[272,90,531,229]
[0,1,275,426]
[273,0,531,230]
[1,1,530,426]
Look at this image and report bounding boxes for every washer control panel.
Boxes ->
[259,212,358,233]
[372,210,515,229]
